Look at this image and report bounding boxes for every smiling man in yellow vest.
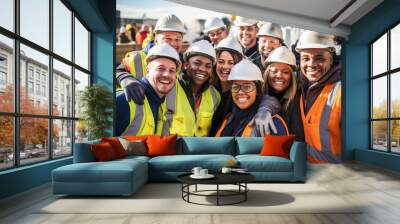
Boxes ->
[295,31,342,163]
[164,40,221,136]
[116,14,185,105]
[116,43,181,136]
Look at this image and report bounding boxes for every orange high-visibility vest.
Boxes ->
[215,113,289,137]
[300,82,341,163]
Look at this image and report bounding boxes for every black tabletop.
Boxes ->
[177,172,255,185]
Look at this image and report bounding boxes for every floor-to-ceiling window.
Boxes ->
[0,0,91,170]
[370,22,400,153]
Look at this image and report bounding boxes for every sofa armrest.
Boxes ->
[289,141,307,181]
[73,140,100,163]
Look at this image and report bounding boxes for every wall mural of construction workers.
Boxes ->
[116,6,342,163]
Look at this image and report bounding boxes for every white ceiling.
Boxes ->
[168,0,384,38]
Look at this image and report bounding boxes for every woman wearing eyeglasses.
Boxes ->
[215,59,288,137]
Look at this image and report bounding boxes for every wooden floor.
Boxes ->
[1,162,400,224]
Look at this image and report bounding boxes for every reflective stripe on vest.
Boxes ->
[124,98,164,136]
[124,51,147,80]
[165,82,220,136]
[300,82,342,163]
[215,114,288,137]
[162,83,177,135]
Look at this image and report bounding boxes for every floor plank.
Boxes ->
[1,161,400,224]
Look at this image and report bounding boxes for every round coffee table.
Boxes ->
[177,172,255,206]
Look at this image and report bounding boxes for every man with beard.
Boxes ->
[165,40,221,137]
[116,44,181,136]
[234,16,260,64]
[295,30,342,163]
[256,23,284,73]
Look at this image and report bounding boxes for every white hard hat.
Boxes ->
[146,43,181,67]
[234,16,258,27]
[265,46,296,69]
[257,23,283,40]
[184,40,216,63]
[154,14,186,34]
[295,30,335,52]
[228,59,263,82]
[204,17,226,33]
[215,37,243,56]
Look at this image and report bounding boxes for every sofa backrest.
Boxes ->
[235,137,263,155]
[73,140,100,163]
[177,137,235,155]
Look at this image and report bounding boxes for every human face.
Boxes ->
[216,51,235,82]
[208,28,228,45]
[258,36,282,58]
[238,25,259,48]
[300,48,333,82]
[267,62,292,93]
[155,32,183,52]
[231,80,257,110]
[185,55,213,87]
[146,58,177,97]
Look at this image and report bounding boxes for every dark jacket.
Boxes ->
[243,42,260,64]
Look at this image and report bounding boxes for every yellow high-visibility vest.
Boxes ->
[163,81,220,137]
[124,96,166,136]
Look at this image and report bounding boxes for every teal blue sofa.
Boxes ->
[52,137,306,196]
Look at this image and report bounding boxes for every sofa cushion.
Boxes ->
[236,155,293,172]
[91,142,118,161]
[52,159,146,183]
[101,137,126,158]
[118,138,147,156]
[260,135,295,159]
[148,154,235,172]
[178,137,235,155]
[147,135,177,157]
[236,137,263,155]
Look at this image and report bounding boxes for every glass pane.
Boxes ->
[0,35,14,112]
[372,33,387,76]
[75,120,88,143]
[20,0,49,49]
[74,69,89,118]
[53,59,72,117]
[392,120,400,153]
[0,116,14,170]
[53,119,72,157]
[391,24,400,70]
[0,0,14,31]
[372,121,388,151]
[20,117,49,165]
[372,77,387,119]
[392,72,400,118]
[53,0,72,60]
[75,18,89,70]
[20,44,49,115]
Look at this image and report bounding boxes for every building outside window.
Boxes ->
[0,0,91,170]
[370,22,400,153]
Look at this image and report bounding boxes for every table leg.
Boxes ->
[217,184,220,206]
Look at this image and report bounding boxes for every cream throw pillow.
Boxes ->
[118,138,147,156]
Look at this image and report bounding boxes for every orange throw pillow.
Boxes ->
[91,142,117,161]
[123,135,149,141]
[146,135,177,157]
[260,135,296,159]
[101,137,126,158]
